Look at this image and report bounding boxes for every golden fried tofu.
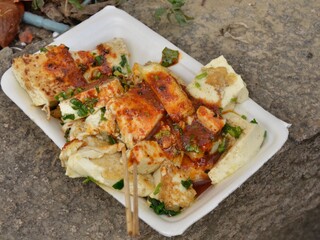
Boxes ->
[108,82,164,148]
[134,63,194,122]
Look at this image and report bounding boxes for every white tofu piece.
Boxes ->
[208,112,265,184]
[151,161,196,211]
[128,141,167,174]
[59,78,123,122]
[85,107,117,136]
[187,56,249,109]
[61,140,154,197]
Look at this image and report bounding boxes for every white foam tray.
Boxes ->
[1,6,289,237]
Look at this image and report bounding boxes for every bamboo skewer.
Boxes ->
[132,162,140,236]
[122,147,140,236]
[122,147,132,235]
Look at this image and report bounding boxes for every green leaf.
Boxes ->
[112,179,124,190]
[181,179,192,189]
[68,0,84,10]
[241,115,247,120]
[148,197,180,216]
[64,128,71,141]
[223,123,243,139]
[32,0,44,10]
[161,47,180,67]
[155,7,167,21]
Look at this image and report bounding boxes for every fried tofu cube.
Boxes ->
[196,106,226,134]
[108,82,164,148]
[134,63,194,122]
[187,56,249,110]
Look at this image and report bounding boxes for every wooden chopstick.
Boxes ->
[132,162,140,236]
[122,147,140,236]
[122,147,132,235]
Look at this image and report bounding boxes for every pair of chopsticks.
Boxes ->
[122,148,139,236]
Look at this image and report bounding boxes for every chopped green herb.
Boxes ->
[106,135,117,145]
[181,178,192,189]
[94,55,104,66]
[223,123,243,139]
[154,130,171,139]
[218,138,227,153]
[153,183,162,195]
[62,114,75,121]
[241,115,247,120]
[64,128,71,141]
[93,70,102,79]
[82,176,98,184]
[55,88,73,101]
[264,130,267,139]
[185,144,200,153]
[70,98,88,117]
[112,66,123,76]
[95,86,100,94]
[120,55,128,67]
[84,98,98,114]
[148,197,180,216]
[250,118,258,124]
[40,47,48,52]
[173,124,183,135]
[161,47,179,67]
[100,107,107,121]
[231,97,238,103]
[195,82,201,89]
[112,179,124,190]
[195,72,208,80]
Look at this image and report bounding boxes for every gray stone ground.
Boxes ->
[0,0,319,239]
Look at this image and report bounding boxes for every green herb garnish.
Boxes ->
[147,197,180,216]
[250,118,258,124]
[218,138,227,153]
[173,124,183,135]
[231,97,238,103]
[241,115,247,120]
[94,55,104,66]
[181,179,192,189]
[185,144,200,153]
[40,47,48,52]
[195,72,207,80]
[100,107,107,121]
[68,0,83,10]
[223,123,243,139]
[195,82,201,89]
[154,130,171,139]
[153,183,162,195]
[82,176,98,184]
[264,130,267,139]
[62,114,75,121]
[112,179,124,190]
[106,135,117,145]
[64,128,71,141]
[161,47,179,67]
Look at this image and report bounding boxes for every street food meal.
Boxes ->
[12,38,265,219]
